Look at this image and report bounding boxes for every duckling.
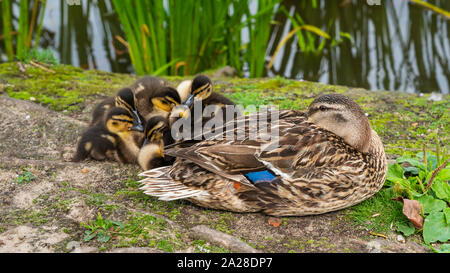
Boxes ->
[139,94,387,216]
[137,116,175,170]
[170,75,236,139]
[71,123,117,162]
[130,76,181,122]
[74,107,129,162]
[174,74,235,113]
[105,107,145,164]
[90,87,144,132]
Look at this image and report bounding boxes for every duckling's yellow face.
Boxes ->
[146,121,167,143]
[192,82,212,100]
[151,96,179,113]
[106,114,134,134]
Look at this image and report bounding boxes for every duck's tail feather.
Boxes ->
[138,166,204,201]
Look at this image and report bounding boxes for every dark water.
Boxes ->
[3,0,449,94]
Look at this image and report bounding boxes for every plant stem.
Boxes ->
[425,159,448,192]
[416,176,425,194]
[2,0,14,61]
[435,135,440,166]
[423,144,427,171]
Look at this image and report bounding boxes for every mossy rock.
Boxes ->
[1,62,447,158]
[0,62,445,253]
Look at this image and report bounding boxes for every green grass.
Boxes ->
[22,48,59,66]
[89,211,183,251]
[347,188,406,234]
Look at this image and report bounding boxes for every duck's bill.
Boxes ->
[183,94,195,108]
[142,137,150,147]
[131,110,144,132]
[131,122,144,132]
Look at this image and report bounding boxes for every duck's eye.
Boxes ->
[112,121,119,126]
[319,105,328,111]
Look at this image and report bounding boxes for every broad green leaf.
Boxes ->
[404,166,419,175]
[396,157,425,170]
[427,155,438,171]
[387,163,404,181]
[414,152,438,171]
[423,212,450,244]
[435,168,450,181]
[97,230,111,243]
[83,230,96,242]
[444,207,450,225]
[437,244,450,253]
[431,180,450,203]
[396,221,416,237]
[108,220,124,229]
[416,195,446,214]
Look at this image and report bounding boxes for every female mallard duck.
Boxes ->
[137,116,175,170]
[90,87,144,132]
[73,107,143,163]
[139,94,387,216]
[130,76,181,122]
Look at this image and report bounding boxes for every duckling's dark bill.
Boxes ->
[131,110,144,132]
[142,137,150,147]
[183,94,195,108]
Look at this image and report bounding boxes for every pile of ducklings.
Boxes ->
[72,75,235,170]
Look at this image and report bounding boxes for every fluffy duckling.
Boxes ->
[73,107,138,162]
[72,124,116,162]
[90,87,144,132]
[170,75,236,140]
[176,74,235,111]
[138,116,175,170]
[130,76,182,122]
[105,107,145,164]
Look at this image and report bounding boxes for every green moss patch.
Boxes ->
[1,62,137,112]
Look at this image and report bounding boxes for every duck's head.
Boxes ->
[115,88,144,132]
[143,116,169,145]
[142,116,170,157]
[105,107,136,134]
[151,87,181,114]
[172,75,213,120]
[183,75,213,108]
[307,94,372,153]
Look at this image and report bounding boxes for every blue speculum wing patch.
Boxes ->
[244,170,277,184]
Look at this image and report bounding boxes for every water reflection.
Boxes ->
[267,0,449,94]
[2,0,448,94]
[41,0,132,73]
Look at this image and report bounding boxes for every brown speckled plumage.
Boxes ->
[139,95,387,216]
